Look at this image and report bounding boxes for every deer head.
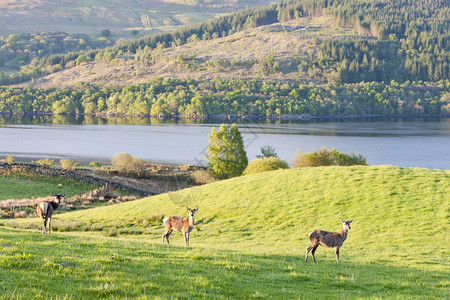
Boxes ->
[339,219,352,230]
[186,207,198,218]
[51,193,65,204]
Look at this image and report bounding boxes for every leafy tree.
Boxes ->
[205,124,248,179]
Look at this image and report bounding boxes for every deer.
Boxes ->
[305,219,353,263]
[36,193,65,234]
[162,207,198,247]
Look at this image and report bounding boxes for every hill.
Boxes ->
[0,0,272,38]
[1,166,448,298]
[31,16,351,88]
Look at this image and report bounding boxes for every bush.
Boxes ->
[5,155,15,163]
[243,157,290,175]
[292,147,367,168]
[60,159,75,170]
[89,161,102,167]
[111,152,146,173]
[191,169,216,184]
[34,158,56,165]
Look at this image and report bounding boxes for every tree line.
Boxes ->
[0,78,448,116]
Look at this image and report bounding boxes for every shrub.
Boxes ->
[191,169,216,184]
[292,147,367,168]
[243,157,290,175]
[111,152,146,173]
[5,155,15,163]
[89,161,102,167]
[34,158,56,165]
[60,159,75,170]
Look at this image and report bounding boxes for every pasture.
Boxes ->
[0,166,449,298]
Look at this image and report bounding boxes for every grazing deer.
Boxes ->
[36,193,64,234]
[162,207,198,247]
[305,219,353,263]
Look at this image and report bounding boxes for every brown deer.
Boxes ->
[162,207,198,247]
[305,219,353,263]
[36,193,64,234]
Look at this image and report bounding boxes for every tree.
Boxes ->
[101,29,111,37]
[256,145,278,158]
[205,124,248,179]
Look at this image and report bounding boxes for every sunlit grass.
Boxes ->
[0,174,100,201]
[1,166,449,298]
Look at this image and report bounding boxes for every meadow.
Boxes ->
[1,166,449,298]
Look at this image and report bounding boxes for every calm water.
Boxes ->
[0,116,449,170]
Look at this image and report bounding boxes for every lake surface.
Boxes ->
[0,116,449,170]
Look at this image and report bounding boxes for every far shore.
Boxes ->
[1,111,449,121]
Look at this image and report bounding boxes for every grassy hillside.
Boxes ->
[1,166,448,298]
[31,16,351,88]
[0,174,99,201]
[0,0,271,37]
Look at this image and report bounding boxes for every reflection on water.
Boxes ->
[0,115,449,169]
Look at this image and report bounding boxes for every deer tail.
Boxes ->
[40,202,49,218]
[163,217,169,224]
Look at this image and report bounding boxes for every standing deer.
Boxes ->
[162,207,198,247]
[36,193,64,234]
[305,219,353,263]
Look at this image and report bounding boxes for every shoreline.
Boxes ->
[1,111,449,121]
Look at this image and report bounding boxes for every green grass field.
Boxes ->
[1,166,449,298]
[0,173,100,201]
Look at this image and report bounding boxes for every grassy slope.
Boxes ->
[0,174,100,201]
[0,0,272,37]
[31,16,352,88]
[1,166,448,298]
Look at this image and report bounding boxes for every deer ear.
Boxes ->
[193,208,198,212]
[348,220,353,223]
[339,219,344,223]
[52,193,56,196]
[186,207,190,211]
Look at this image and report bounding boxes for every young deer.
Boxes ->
[36,193,64,234]
[162,207,198,247]
[305,219,353,263]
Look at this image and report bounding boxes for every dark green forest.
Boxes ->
[0,0,449,117]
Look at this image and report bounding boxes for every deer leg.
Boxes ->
[42,219,47,234]
[162,230,172,244]
[184,232,189,247]
[305,246,313,262]
[335,247,340,263]
[311,245,319,263]
[48,217,52,234]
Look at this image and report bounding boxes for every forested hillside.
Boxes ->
[0,0,448,117]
